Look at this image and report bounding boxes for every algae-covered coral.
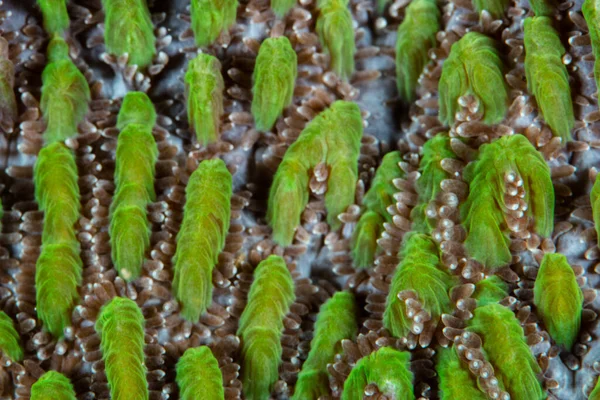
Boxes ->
[2,0,600,399]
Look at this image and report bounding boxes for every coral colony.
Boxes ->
[7,0,600,399]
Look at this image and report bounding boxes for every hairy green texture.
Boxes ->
[316,0,355,80]
[351,151,402,268]
[584,0,600,98]
[0,312,22,362]
[437,346,487,400]
[37,0,69,36]
[173,159,232,322]
[109,93,157,282]
[116,91,157,130]
[96,297,148,400]
[0,38,17,127]
[383,233,456,338]
[524,17,574,142]
[395,0,439,102]
[185,53,224,145]
[190,0,237,47]
[40,36,90,144]
[267,101,362,246]
[473,275,508,307]
[34,143,82,338]
[534,253,582,350]
[468,304,543,400]
[439,32,508,126]
[342,347,414,400]
[237,255,295,400]
[461,134,554,269]
[472,0,509,18]
[272,0,296,17]
[530,0,555,16]
[102,0,156,68]
[30,371,76,400]
[411,135,456,233]
[592,173,600,248]
[292,291,357,400]
[251,37,297,132]
[176,346,224,400]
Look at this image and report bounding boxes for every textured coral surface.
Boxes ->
[2,0,600,399]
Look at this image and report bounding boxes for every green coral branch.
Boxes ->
[37,0,69,37]
[267,101,362,246]
[524,16,574,142]
[437,346,487,400]
[237,255,295,400]
[0,311,23,362]
[30,371,77,400]
[176,346,225,400]
[96,297,148,400]
[395,0,440,102]
[439,32,508,126]
[185,53,224,146]
[172,159,232,322]
[292,291,357,400]
[190,0,237,47]
[109,92,158,282]
[317,0,355,80]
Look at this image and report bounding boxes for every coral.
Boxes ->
[237,255,295,400]
[533,253,583,350]
[267,100,362,246]
[584,0,600,96]
[176,346,224,400]
[172,159,232,322]
[351,151,402,268]
[0,312,22,362]
[184,53,224,145]
[524,16,574,142]
[102,0,156,68]
[395,0,440,102]
[30,371,76,400]
[96,297,148,400]
[472,0,510,18]
[0,38,16,131]
[461,134,554,269]
[190,0,237,47]
[272,0,296,17]
[37,0,69,37]
[439,32,509,125]
[437,346,487,400]
[251,36,297,132]
[292,291,357,399]
[316,0,355,80]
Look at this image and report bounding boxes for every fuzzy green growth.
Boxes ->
[272,0,296,17]
[377,0,389,13]
[351,151,402,268]
[591,172,600,248]
[185,53,224,145]
[473,275,509,307]
[439,32,508,126]
[292,291,357,400]
[530,0,555,16]
[437,346,487,400]
[524,17,573,142]
[173,159,232,322]
[35,143,82,338]
[37,0,69,37]
[41,37,90,144]
[395,0,439,102]
[0,312,23,362]
[251,36,297,132]
[591,378,600,400]
[316,0,355,80]
[96,297,148,400]
[411,134,456,233]
[267,101,362,246]
[461,134,554,269]
[109,92,157,282]
[116,91,157,130]
[472,0,509,18]
[102,0,156,68]
[237,255,295,400]
[468,304,544,400]
[190,0,237,47]
[534,253,583,350]
[31,371,76,400]
[584,0,600,98]
[0,38,17,127]
[176,346,225,400]
[383,233,456,338]
[342,347,414,400]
